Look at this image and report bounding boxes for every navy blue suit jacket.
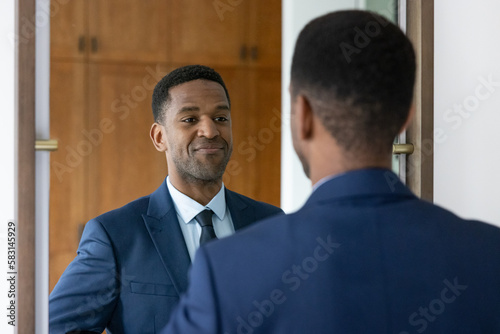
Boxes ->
[49,179,283,334]
[164,169,500,334]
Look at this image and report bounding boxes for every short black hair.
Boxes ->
[291,10,416,155]
[152,65,230,123]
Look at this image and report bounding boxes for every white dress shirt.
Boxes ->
[166,176,235,260]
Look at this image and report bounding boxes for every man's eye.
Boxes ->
[215,117,228,122]
[182,118,196,123]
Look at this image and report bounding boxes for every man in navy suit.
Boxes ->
[163,11,500,334]
[49,65,283,334]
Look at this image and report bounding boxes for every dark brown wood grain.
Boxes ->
[17,0,36,332]
[406,0,434,201]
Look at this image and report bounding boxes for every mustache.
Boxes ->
[191,138,229,150]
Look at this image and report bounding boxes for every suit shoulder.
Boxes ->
[420,200,500,236]
[93,194,151,226]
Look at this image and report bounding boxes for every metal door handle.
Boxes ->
[392,143,414,155]
[35,139,58,151]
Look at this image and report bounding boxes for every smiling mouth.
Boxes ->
[195,147,223,154]
[193,145,225,154]
[192,139,227,155]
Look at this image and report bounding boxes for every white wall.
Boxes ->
[281,0,362,213]
[434,0,500,226]
[281,0,400,212]
[0,0,18,333]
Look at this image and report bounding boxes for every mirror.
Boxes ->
[47,0,401,308]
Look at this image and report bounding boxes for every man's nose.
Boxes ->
[197,117,219,139]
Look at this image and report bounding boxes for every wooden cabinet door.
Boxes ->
[245,69,281,206]
[49,61,88,291]
[87,63,170,217]
[88,0,170,62]
[249,0,282,68]
[50,0,87,60]
[220,68,281,207]
[170,0,249,66]
[217,67,252,196]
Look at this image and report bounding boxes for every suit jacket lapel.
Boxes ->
[142,183,259,295]
[225,189,253,231]
[142,180,191,295]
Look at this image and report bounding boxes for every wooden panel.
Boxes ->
[217,67,252,195]
[49,61,88,291]
[88,63,170,217]
[220,68,281,207]
[406,0,434,201]
[50,0,87,60]
[88,0,170,62]
[249,0,282,68]
[18,0,36,331]
[170,0,249,66]
[246,69,281,206]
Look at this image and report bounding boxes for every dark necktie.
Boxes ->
[195,209,217,245]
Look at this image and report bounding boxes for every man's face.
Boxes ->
[161,79,233,183]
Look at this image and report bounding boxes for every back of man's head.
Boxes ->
[291,10,416,156]
[152,64,230,123]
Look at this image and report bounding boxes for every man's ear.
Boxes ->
[150,123,168,152]
[295,94,314,140]
[399,103,416,134]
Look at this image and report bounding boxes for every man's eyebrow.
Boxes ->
[216,105,230,111]
[176,104,230,114]
[176,106,200,114]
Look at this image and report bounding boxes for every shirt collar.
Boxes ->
[312,172,346,192]
[166,176,227,224]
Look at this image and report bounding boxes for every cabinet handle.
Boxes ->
[240,45,247,60]
[250,46,258,61]
[78,36,85,52]
[91,37,98,53]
